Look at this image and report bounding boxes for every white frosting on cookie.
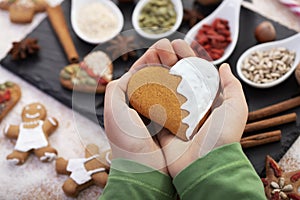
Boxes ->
[40,152,57,162]
[7,158,20,165]
[4,124,9,135]
[25,112,40,119]
[15,120,48,152]
[105,151,111,165]
[47,117,57,126]
[17,0,34,7]
[84,51,111,77]
[67,154,106,185]
[169,57,219,140]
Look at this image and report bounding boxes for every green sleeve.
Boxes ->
[173,143,266,200]
[99,159,177,200]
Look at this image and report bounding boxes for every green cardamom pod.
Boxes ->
[65,66,74,74]
[0,84,6,91]
[85,77,97,86]
[5,81,14,87]
[60,71,71,80]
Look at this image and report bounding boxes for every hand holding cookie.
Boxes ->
[104,39,181,173]
[157,62,248,178]
[105,38,247,177]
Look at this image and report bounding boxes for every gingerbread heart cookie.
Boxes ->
[0,81,21,122]
[60,51,113,93]
[127,57,220,141]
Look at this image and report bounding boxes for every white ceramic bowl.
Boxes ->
[236,33,300,88]
[71,0,124,44]
[184,0,242,65]
[132,0,183,40]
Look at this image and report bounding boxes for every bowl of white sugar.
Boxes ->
[71,0,124,44]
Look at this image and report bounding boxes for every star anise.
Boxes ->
[262,155,300,200]
[183,8,204,28]
[9,38,40,60]
[106,35,138,61]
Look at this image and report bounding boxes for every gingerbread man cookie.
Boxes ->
[0,81,21,122]
[4,103,59,165]
[56,144,112,197]
[0,0,48,24]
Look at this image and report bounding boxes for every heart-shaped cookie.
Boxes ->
[60,51,113,93]
[0,81,21,122]
[127,57,219,141]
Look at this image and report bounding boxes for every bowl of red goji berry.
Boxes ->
[184,0,242,65]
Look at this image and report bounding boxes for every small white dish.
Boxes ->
[132,0,183,40]
[184,0,242,65]
[236,33,300,89]
[71,0,124,44]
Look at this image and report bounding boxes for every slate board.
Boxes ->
[1,0,299,175]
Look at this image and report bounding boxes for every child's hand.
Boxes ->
[104,39,181,173]
[157,63,248,178]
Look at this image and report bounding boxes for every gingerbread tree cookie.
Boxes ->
[56,144,112,197]
[261,155,300,200]
[3,102,59,165]
[0,81,21,122]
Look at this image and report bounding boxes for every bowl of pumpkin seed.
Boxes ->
[132,0,183,39]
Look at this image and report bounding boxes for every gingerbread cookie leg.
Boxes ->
[9,2,35,24]
[62,178,95,197]
[7,150,30,165]
[34,145,57,162]
[92,172,108,187]
[0,0,14,10]
[56,157,70,174]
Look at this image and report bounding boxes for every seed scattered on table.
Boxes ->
[241,48,296,84]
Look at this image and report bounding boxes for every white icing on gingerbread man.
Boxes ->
[67,155,106,185]
[4,103,59,165]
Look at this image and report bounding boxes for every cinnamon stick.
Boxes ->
[46,5,79,63]
[241,130,281,148]
[244,113,297,133]
[248,96,300,122]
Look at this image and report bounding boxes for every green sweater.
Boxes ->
[100,143,266,200]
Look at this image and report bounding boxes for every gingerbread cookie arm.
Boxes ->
[85,144,99,157]
[43,117,59,136]
[56,157,70,175]
[3,124,19,139]
[92,171,109,188]
[62,177,82,197]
